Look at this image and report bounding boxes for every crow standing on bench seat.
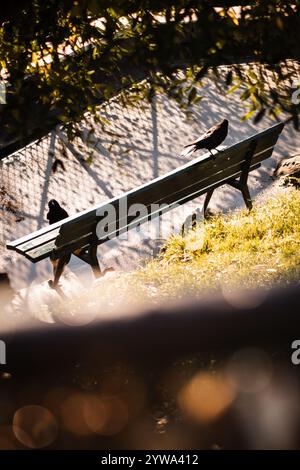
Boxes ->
[47,199,70,288]
[180,119,229,158]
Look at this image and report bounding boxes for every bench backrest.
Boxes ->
[7,122,284,262]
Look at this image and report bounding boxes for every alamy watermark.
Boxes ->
[0,340,6,365]
[95,199,205,242]
[0,80,6,104]
[291,340,300,365]
[291,80,300,105]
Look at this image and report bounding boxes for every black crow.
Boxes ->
[181,119,229,158]
[46,199,70,288]
[47,199,69,225]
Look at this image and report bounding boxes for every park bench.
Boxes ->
[7,122,284,286]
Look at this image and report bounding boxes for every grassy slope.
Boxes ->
[68,188,300,316]
[128,188,300,301]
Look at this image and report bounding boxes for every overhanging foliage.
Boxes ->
[0,0,299,150]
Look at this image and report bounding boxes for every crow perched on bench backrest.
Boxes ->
[181,119,228,158]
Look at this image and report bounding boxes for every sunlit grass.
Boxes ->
[127,188,300,301]
[63,188,300,317]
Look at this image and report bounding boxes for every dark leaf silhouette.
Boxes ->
[52,158,66,173]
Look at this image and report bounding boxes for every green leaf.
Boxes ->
[227,83,240,94]
[188,87,197,104]
[242,109,256,121]
[253,108,266,124]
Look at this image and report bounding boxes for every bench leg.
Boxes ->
[88,244,102,278]
[228,179,253,212]
[203,189,214,217]
[49,255,70,288]
[240,183,253,211]
[227,140,257,212]
[74,244,103,279]
[239,140,256,211]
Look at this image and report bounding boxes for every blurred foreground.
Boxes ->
[0,282,299,450]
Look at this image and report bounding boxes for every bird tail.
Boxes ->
[180,144,197,158]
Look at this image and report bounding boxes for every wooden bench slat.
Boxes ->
[23,240,57,262]
[15,228,61,254]
[7,224,62,250]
